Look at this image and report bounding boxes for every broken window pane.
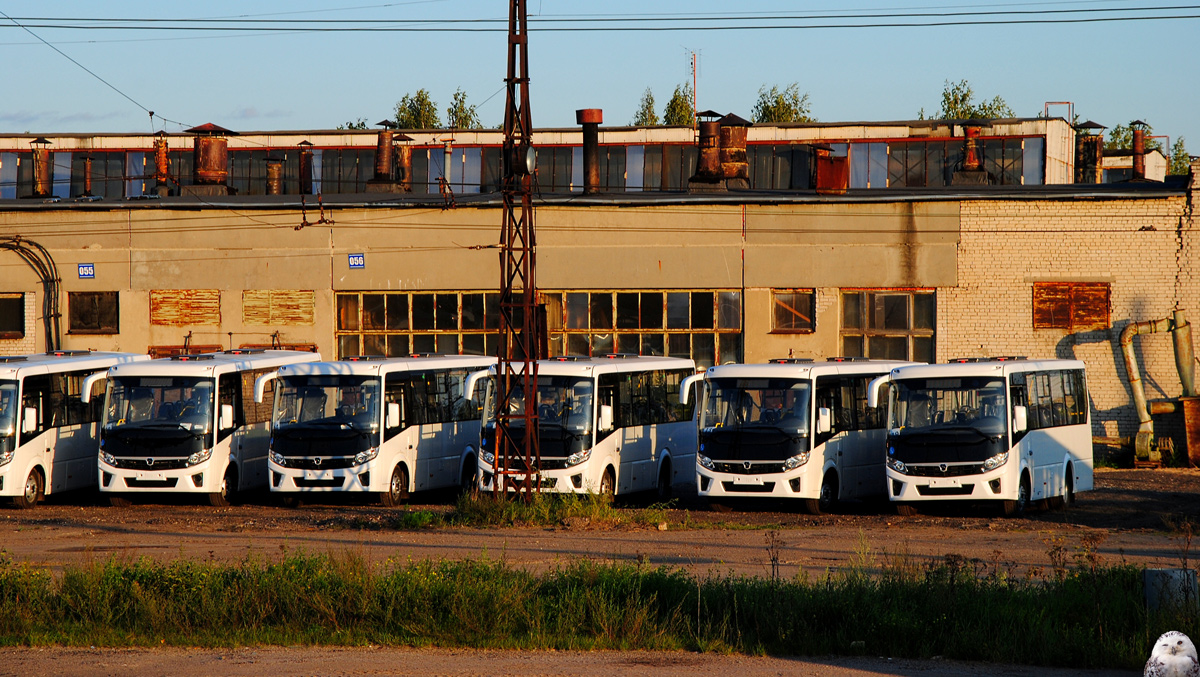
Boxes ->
[616,293,639,329]
[640,292,663,329]
[412,295,435,330]
[691,291,713,329]
[386,295,408,330]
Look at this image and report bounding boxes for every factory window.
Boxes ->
[0,293,24,339]
[545,289,741,368]
[334,289,744,367]
[1032,282,1110,331]
[772,290,815,333]
[68,291,120,334]
[840,290,935,363]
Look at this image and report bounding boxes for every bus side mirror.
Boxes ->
[386,402,401,429]
[219,404,235,431]
[1012,405,1028,433]
[679,373,705,405]
[599,404,614,431]
[816,407,832,434]
[254,370,278,404]
[21,407,37,434]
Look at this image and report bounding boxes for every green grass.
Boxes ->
[0,546,1191,669]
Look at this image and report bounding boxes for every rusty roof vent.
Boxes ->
[1131,120,1148,181]
[183,123,236,196]
[718,113,752,190]
[28,137,52,198]
[577,108,604,195]
[688,111,726,192]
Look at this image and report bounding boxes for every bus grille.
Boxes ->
[294,478,345,488]
[282,457,357,470]
[916,484,975,496]
[111,458,190,471]
[905,463,985,477]
[124,478,179,489]
[721,481,776,493]
[713,461,785,475]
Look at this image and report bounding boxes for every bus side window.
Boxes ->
[814,377,838,443]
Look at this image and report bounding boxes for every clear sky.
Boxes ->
[0,1,1196,156]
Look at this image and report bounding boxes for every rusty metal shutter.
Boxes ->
[1070,282,1110,331]
[242,290,315,326]
[1032,282,1109,331]
[150,290,221,326]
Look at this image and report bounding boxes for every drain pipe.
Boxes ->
[1120,310,1197,457]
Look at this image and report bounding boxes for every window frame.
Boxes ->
[839,289,936,362]
[770,289,816,334]
[0,293,24,339]
[68,291,120,335]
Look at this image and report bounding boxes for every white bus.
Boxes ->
[93,349,320,506]
[870,357,1093,516]
[266,354,496,505]
[477,355,697,496]
[684,358,915,514]
[0,350,148,508]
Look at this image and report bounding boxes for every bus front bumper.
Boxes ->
[99,457,221,495]
[269,458,378,493]
[696,465,808,499]
[886,465,1013,502]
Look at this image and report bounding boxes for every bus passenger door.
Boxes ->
[814,377,849,497]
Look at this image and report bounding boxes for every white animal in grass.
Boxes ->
[1145,631,1200,677]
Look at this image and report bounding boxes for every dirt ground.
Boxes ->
[0,468,1192,676]
[1,468,1198,577]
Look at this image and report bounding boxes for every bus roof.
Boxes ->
[703,359,917,380]
[885,358,1086,380]
[106,349,320,378]
[0,351,148,380]
[278,354,496,378]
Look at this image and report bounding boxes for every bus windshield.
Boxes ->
[274,375,380,433]
[701,378,811,436]
[0,380,16,440]
[889,377,1008,435]
[106,376,215,432]
[486,375,594,435]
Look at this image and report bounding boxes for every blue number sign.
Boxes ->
[348,253,366,269]
[78,263,95,279]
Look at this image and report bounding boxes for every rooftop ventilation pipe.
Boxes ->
[719,113,751,190]
[1132,121,1147,181]
[184,123,235,196]
[298,141,314,195]
[1120,310,1198,462]
[1073,121,1106,184]
[576,108,602,194]
[153,132,171,196]
[688,110,725,191]
[265,158,283,195]
[30,137,52,198]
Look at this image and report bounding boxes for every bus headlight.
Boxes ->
[100,451,116,466]
[982,451,1009,471]
[886,456,908,474]
[0,449,15,467]
[270,451,287,467]
[355,448,379,466]
[481,450,494,466]
[697,453,714,470]
[187,448,213,467]
[783,451,810,470]
[565,448,591,467]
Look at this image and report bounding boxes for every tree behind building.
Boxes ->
[633,88,659,126]
[663,83,694,127]
[395,89,441,129]
[751,84,814,124]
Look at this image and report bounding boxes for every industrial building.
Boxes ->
[0,114,1196,460]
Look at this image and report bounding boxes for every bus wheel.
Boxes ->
[208,467,236,507]
[108,494,133,508]
[805,473,837,515]
[1002,474,1031,517]
[599,468,616,497]
[381,464,409,507]
[12,468,42,509]
[895,502,919,517]
[1063,473,1075,508]
[460,457,478,495]
[655,459,672,501]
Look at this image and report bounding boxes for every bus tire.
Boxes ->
[208,467,236,507]
[804,472,838,515]
[1063,472,1076,508]
[460,456,478,495]
[655,459,672,500]
[381,464,409,507]
[1002,473,1031,517]
[108,494,133,508]
[12,468,42,509]
[895,502,919,517]
[599,467,616,497]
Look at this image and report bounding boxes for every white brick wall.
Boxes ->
[944,195,1196,449]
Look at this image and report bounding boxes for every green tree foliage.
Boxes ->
[394,89,441,129]
[445,88,482,129]
[632,88,659,126]
[919,79,1013,120]
[751,83,815,124]
[1105,122,1163,152]
[1169,137,1191,176]
[337,118,368,130]
[663,83,694,127]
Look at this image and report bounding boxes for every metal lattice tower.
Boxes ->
[494,0,540,498]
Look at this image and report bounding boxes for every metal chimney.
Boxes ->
[395,135,413,193]
[265,158,284,195]
[688,110,724,191]
[576,108,602,194]
[374,128,394,181]
[184,123,235,196]
[718,113,751,190]
[1131,120,1147,181]
[153,131,171,196]
[30,137,52,198]
[963,126,982,171]
[1073,120,1106,184]
[298,140,314,195]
